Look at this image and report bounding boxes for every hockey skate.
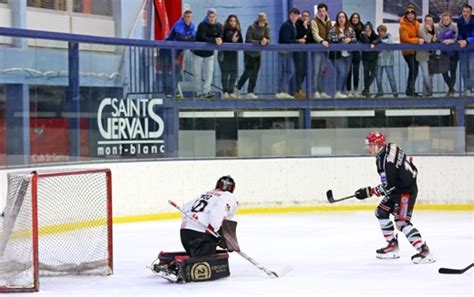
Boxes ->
[151,263,180,283]
[376,237,400,259]
[411,243,435,264]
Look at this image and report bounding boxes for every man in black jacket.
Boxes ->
[192,8,223,98]
[276,8,306,99]
[294,11,312,99]
[360,22,378,97]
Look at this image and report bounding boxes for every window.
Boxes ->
[27,0,67,11]
[26,0,113,16]
[73,0,113,16]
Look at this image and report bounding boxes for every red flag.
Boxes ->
[153,0,170,40]
[165,0,182,29]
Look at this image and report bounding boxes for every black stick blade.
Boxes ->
[326,190,335,203]
[438,263,474,274]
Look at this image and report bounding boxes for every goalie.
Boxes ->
[152,175,239,283]
[355,131,435,264]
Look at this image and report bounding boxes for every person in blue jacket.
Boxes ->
[161,10,196,98]
[457,4,474,96]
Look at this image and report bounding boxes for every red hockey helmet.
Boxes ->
[216,175,235,193]
[365,131,386,147]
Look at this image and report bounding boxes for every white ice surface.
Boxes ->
[10,211,473,297]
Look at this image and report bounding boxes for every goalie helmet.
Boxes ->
[365,131,386,147]
[216,175,235,193]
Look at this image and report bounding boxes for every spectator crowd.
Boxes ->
[160,3,474,100]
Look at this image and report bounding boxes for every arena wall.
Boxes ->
[0,156,472,222]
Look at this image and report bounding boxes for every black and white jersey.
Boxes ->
[376,143,418,193]
[181,189,238,233]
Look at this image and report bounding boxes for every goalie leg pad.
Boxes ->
[181,250,230,282]
[154,250,230,283]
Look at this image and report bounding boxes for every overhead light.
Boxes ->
[311,110,375,117]
[385,109,450,116]
[179,111,234,118]
[240,111,300,118]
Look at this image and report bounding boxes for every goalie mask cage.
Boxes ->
[0,168,113,292]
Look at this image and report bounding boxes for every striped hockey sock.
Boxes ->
[400,224,423,250]
[378,218,395,242]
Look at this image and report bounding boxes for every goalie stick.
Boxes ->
[438,263,474,274]
[168,200,280,278]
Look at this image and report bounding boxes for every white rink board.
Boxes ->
[0,156,473,218]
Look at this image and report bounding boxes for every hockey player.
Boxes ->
[354,131,435,264]
[152,176,239,283]
[180,175,238,257]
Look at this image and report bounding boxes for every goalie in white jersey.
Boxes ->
[151,176,238,283]
[180,175,238,257]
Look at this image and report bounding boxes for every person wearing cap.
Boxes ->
[192,8,223,98]
[234,12,270,99]
[399,3,423,97]
[457,4,474,97]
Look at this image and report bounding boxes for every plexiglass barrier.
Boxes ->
[0,28,474,168]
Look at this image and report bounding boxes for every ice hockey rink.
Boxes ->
[13,211,474,297]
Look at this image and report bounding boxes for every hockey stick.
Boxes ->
[326,190,355,203]
[438,263,474,274]
[326,187,396,204]
[168,200,279,278]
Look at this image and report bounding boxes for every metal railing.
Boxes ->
[0,27,473,167]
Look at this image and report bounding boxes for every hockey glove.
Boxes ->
[216,229,227,250]
[355,187,372,200]
[372,184,389,197]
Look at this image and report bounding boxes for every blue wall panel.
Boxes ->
[290,0,342,20]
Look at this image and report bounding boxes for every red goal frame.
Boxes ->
[0,168,113,293]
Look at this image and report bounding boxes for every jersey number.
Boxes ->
[190,194,212,212]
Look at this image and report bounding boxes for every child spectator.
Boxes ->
[373,25,398,97]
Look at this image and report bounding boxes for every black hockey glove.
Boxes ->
[372,184,389,197]
[355,187,372,200]
[216,229,228,250]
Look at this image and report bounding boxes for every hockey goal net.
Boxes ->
[0,168,112,292]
